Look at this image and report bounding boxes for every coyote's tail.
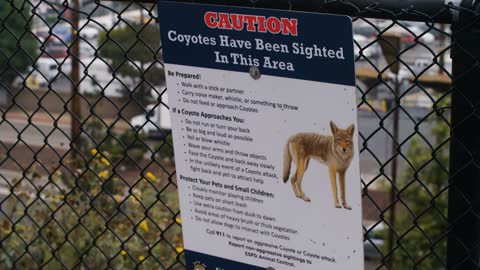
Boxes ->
[283,142,292,183]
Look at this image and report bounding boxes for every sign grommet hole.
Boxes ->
[249,66,261,80]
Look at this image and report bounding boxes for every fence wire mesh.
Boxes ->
[0,0,478,269]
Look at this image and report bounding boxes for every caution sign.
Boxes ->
[158,2,363,269]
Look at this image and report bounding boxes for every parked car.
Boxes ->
[399,57,452,77]
[385,25,436,44]
[353,24,378,38]
[13,56,127,97]
[130,100,171,138]
[354,34,381,59]
[80,26,100,40]
[12,57,69,89]
[364,223,386,260]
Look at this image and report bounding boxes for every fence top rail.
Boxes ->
[108,0,458,24]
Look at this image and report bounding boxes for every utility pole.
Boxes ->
[438,23,446,75]
[70,0,81,162]
[139,3,144,80]
[378,32,402,266]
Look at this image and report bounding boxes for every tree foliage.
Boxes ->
[98,23,165,105]
[0,0,38,86]
[390,97,450,269]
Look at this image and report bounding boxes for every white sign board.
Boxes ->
[158,2,363,269]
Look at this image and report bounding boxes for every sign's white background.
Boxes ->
[166,64,363,270]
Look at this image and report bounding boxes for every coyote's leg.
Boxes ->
[290,172,300,198]
[339,170,351,210]
[296,159,310,202]
[329,164,341,208]
[295,158,310,198]
[289,148,301,198]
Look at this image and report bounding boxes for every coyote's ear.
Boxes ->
[347,124,355,137]
[330,121,338,135]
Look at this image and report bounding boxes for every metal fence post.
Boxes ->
[447,1,480,269]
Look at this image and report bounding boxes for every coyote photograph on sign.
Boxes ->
[284,121,355,209]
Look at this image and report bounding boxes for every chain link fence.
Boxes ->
[0,0,479,269]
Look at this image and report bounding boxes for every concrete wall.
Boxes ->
[9,88,147,120]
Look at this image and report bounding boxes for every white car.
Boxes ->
[80,26,100,40]
[354,34,381,59]
[384,25,435,44]
[410,26,435,44]
[130,100,171,137]
[399,57,452,78]
[364,223,385,259]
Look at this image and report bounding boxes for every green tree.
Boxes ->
[390,97,450,269]
[98,23,165,106]
[0,0,38,86]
